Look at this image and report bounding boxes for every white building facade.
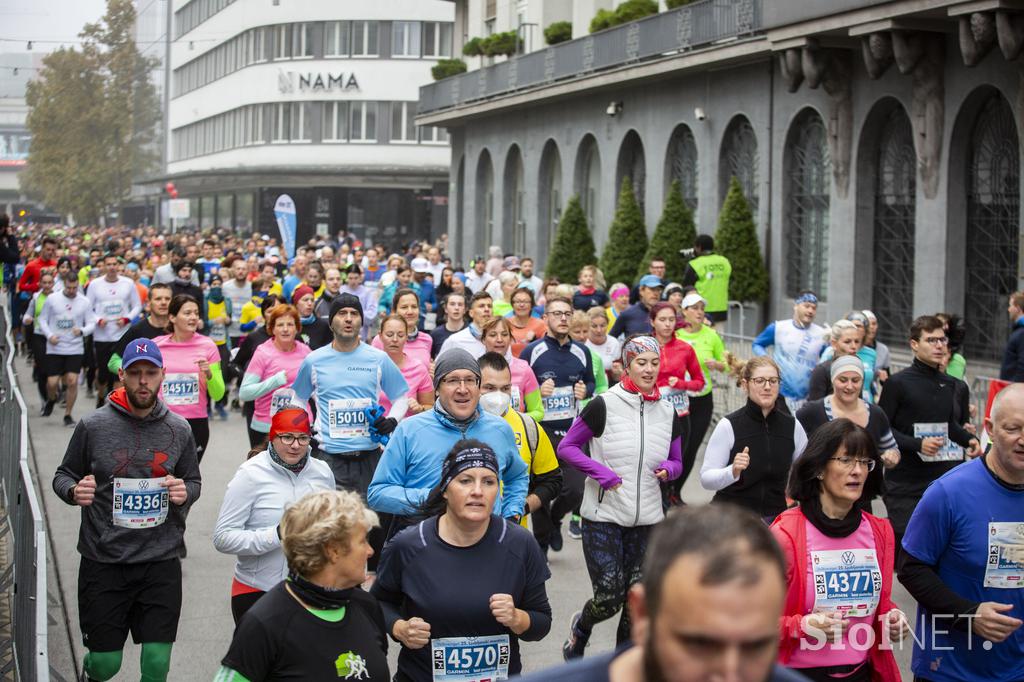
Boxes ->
[166,0,453,248]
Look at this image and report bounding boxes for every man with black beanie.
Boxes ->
[290,292,409,570]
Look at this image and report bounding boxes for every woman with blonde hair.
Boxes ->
[701,356,808,523]
[217,489,389,680]
[573,265,609,311]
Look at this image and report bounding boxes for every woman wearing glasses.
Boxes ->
[213,409,335,625]
[700,356,808,522]
[771,419,909,682]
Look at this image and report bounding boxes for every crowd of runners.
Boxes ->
[0,213,1021,682]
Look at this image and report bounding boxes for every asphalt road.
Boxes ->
[19,353,914,681]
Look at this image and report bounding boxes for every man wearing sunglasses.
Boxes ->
[879,315,981,551]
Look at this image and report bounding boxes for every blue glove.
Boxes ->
[364,405,397,447]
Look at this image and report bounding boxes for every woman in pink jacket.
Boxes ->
[771,419,909,682]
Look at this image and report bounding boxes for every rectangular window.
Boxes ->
[293,23,314,58]
[253,27,267,62]
[324,21,350,56]
[422,126,450,144]
[391,102,417,142]
[271,103,291,142]
[273,25,291,60]
[423,22,452,58]
[322,102,349,141]
[352,21,378,56]
[290,102,311,142]
[392,21,421,58]
[350,101,376,141]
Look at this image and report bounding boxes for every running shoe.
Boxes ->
[562,611,589,660]
[63,415,75,427]
[215,404,228,421]
[41,400,55,417]
[549,522,564,552]
[568,515,583,539]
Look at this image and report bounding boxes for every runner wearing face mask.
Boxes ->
[478,352,562,546]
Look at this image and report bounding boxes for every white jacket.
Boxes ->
[212,450,335,592]
[580,384,675,527]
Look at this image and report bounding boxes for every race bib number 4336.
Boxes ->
[431,635,510,681]
[112,477,168,529]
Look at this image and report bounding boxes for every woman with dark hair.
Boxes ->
[372,287,432,367]
[434,266,456,302]
[771,419,909,682]
[508,286,546,357]
[372,439,552,682]
[154,294,225,462]
[429,292,467,357]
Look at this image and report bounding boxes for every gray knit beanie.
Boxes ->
[433,349,481,390]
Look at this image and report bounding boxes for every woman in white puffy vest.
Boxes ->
[556,335,685,660]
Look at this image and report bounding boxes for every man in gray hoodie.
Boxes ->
[53,338,201,682]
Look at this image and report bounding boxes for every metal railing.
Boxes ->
[0,304,48,681]
[419,0,763,115]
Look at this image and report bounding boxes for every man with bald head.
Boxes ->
[898,382,1024,682]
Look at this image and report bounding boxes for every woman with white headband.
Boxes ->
[557,334,683,660]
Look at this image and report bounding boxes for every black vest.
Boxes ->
[712,399,797,520]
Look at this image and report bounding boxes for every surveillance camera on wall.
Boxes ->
[606,101,623,116]
[694,107,706,121]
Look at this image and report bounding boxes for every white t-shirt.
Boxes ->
[587,337,621,373]
[86,276,142,343]
[38,291,96,355]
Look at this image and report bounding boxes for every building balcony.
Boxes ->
[418,0,762,117]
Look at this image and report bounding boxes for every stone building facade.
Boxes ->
[420,0,1023,361]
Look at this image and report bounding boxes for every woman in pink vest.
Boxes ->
[771,419,909,682]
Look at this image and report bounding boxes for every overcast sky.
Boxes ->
[1,0,108,52]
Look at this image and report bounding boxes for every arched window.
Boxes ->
[871,107,916,345]
[616,130,646,212]
[964,92,1020,360]
[665,124,698,212]
[784,109,831,299]
[719,115,758,212]
[574,135,601,230]
[476,150,494,249]
[504,145,525,254]
[538,140,562,248]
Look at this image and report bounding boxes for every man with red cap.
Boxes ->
[213,408,334,624]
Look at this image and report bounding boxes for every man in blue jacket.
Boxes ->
[368,349,528,522]
[1000,291,1024,381]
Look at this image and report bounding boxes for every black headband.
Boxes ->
[439,445,499,492]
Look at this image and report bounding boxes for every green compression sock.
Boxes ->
[140,641,174,682]
[83,649,123,681]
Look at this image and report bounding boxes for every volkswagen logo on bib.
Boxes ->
[841,551,855,565]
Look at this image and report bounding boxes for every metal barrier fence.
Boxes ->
[0,304,48,681]
[418,0,763,115]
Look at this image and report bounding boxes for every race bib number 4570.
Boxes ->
[431,635,510,681]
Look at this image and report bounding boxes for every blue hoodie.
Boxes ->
[367,403,528,518]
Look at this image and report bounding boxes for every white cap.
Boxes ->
[411,257,431,273]
[681,293,706,309]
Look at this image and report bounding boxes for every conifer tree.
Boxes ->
[715,176,769,303]
[600,177,649,287]
[638,179,695,283]
[545,195,597,283]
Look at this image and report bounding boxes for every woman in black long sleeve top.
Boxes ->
[372,440,552,682]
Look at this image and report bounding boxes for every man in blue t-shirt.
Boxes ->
[898,383,1024,682]
[291,293,408,495]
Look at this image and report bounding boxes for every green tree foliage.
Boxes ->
[480,31,520,57]
[544,21,573,45]
[462,37,484,56]
[590,0,658,32]
[546,195,597,283]
[24,0,160,224]
[666,0,695,8]
[715,176,769,303]
[638,180,695,283]
[600,177,649,286]
[432,58,467,80]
